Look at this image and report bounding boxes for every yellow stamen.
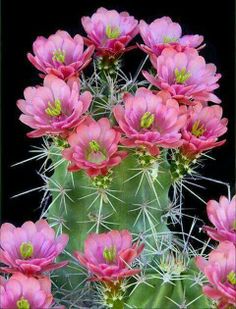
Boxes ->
[52,49,65,63]
[103,246,117,263]
[105,25,121,39]
[45,99,62,117]
[163,36,178,43]
[191,120,206,137]
[174,67,191,84]
[17,297,30,309]
[89,140,100,152]
[227,271,236,285]
[140,112,155,129]
[232,220,236,231]
[20,242,34,259]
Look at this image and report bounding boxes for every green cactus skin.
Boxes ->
[127,276,210,309]
[48,149,171,253]
[46,146,209,308]
[127,261,210,308]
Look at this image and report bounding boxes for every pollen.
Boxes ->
[227,271,236,285]
[45,99,62,117]
[103,246,117,263]
[17,297,30,309]
[106,25,121,39]
[140,112,155,129]
[20,242,34,259]
[163,36,178,43]
[89,140,101,152]
[191,120,206,137]
[174,67,191,84]
[52,49,65,63]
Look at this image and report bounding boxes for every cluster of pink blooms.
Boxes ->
[2,7,233,308]
[0,220,69,308]
[16,7,228,179]
[0,223,142,307]
[0,219,142,307]
[195,195,236,309]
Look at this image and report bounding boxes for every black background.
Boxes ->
[1,0,235,229]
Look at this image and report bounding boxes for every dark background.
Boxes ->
[1,0,235,228]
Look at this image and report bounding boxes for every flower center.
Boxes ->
[191,120,206,137]
[174,68,191,84]
[105,25,121,39]
[232,220,236,231]
[163,36,178,43]
[52,49,65,63]
[20,242,34,259]
[103,246,117,263]
[45,99,62,117]
[89,140,101,152]
[87,140,107,163]
[17,297,30,309]
[140,112,155,129]
[227,271,236,285]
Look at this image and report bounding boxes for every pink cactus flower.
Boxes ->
[180,103,228,158]
[17,74,92,138]
[62,117,127,177]
[81,7,139,57]
[27,30,94,79]
[0,273,53,309]
[196,241,236,309]
[0,219,68,275]
[139,16,204,56]
[204,195,236,244]
[74,230,144,281]
[143,48,221,104]
[113,88,187,155]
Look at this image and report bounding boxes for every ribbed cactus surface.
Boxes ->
[42,68,210,308]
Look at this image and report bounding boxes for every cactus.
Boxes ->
[33,65,211,308]
[2,8,234,309]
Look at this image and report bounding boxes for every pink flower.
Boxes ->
[180,103,228,158]
[143,48,221,104]
[0,219,68,275]
[139,16,204,56]
[0,273,53,309]
[204,196,236,244]
[196,241,236,309]
[62,117,127,177]
[74,230,144,281]
[17,75,92,138]
[81,7,138,57]
[27,30,94,79]
[113,88,187,155]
